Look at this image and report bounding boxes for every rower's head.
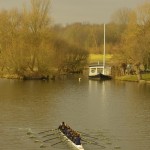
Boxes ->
[62,122,65,125]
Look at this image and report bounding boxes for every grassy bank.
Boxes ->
[116,74,150,82]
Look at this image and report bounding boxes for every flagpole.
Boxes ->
[103,24,106,74]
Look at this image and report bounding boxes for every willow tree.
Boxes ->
[0,0,52,76]
[113,3,150,80]
[120,3,150,78]
[0,9,22,73]
[21,0,52,75]
[0,10,9,72]
[136,2,150,71]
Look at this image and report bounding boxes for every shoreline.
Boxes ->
[0,73,150,83]
[115,74,150,84]
[0,74,50,80]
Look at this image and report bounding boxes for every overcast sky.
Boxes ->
[0,0,150,25]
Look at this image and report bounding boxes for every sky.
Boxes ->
[0,0,150,25]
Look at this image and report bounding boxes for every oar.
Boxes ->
[77,131,98,140]
[42,133,58,138]
[38,128,58,134]
[34,131,60,143]
[43,136,60,142]
[82,139,105,148]
[82,137,99,144]
[81,138,105,148]
[51,139,68,146]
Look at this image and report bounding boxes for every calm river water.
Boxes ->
[0,77,150,150]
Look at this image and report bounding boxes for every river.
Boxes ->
[0,77,150,150]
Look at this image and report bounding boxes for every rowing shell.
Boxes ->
[59,129,84,150]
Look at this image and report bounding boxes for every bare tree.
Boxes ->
[111,8,131,25]
[136,2,150,25]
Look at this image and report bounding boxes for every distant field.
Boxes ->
[88,54,112,64]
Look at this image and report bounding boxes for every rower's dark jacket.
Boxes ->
[75,137,81,145]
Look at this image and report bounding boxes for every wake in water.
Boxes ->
[24,127,121,150]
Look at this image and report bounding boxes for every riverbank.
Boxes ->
[0,74,22,79]
[115,74,150,83]
[1,72,150,83]
[0,73,50,80]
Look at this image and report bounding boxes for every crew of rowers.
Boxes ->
[58,122,81,145]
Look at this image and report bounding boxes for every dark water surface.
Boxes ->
[0,77,150,150]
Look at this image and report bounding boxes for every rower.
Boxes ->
[75,134,81,145]
[58,122,66,131]
[71,132,77,143]
[70,130,76,141]
[66,129,72,139]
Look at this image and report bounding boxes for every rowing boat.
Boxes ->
[59,129,84,150]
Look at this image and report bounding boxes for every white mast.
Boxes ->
[103,24,106,74]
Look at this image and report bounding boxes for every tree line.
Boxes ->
[0,0,149,79]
